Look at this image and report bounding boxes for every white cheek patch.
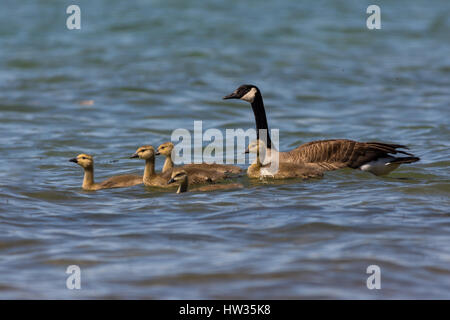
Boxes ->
[240,87,257,103]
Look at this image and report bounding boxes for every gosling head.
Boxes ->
[223,84,260,103]
[130,145,155,160]
[167,169,188,185]
[156,142,174,157]
[244,139,268,154]
[69,154,94,169]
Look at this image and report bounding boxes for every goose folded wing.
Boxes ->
[287,139,413,170]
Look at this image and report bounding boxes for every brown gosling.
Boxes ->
[156,142,242,174]
[167,169,244,194]
[245,140,324,179]
[156,142,175,173]
[69,154,143,191]
[130,145,226,187]
[130,146,173,188]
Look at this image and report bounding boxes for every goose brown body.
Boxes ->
[69,154,142,191]
[224,84,420,176]
[247,139,420,172]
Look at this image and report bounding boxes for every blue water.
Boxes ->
[0,0,449,299]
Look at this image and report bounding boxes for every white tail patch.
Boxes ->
[359,157,400,176]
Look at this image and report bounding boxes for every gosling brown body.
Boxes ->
[247,161,324,179]
[157,142,242,175]
[168,169,244,193]
[245,140,324,179]
[69,154,142,191]
[131,145,229,187]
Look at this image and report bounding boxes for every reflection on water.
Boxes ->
[0,0,449,299]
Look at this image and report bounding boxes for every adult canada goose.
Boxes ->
[168,169,244,193]
[245,140,324,179]
[131,145,230,187]
[69,154,142,191]
[224,84,420,176]
[156,142,242,174]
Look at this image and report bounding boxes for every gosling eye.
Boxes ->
[81,157,86,159]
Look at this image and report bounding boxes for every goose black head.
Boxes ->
[223,84,260,103]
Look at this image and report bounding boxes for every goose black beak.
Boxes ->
[168,178,175,184]
[69,158,78,163]
[155,152,160,156]
[130,153,139,159]
[223,91,239,100]
[244,148,249,154]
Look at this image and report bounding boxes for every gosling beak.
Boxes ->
[130,153,139,159]
[69,158,78,163]
[155,151,160,156]
[168,178,175,184]
[223,91,239,100]
[244,147,249,154]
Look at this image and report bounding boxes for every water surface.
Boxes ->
[0,0,449,299]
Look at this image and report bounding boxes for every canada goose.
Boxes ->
[131,145,230,187]
[156,142,242,175]
[69,154,142,191]
[167,169,244,193]
[224,84,420,176]
[245,140,324,179]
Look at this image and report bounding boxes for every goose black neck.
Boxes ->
[251,92,272,149]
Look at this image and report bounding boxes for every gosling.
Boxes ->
[157,142,242,174]
[130,145,227,187]
[245,140,324,179]
[168,168,244,194]
[69,154,143,191]
[130,146,173,188]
